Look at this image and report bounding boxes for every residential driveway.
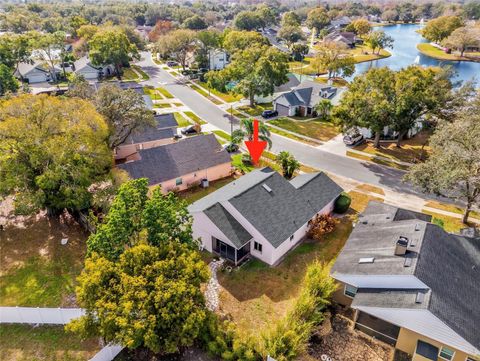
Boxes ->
[135,52,448,202]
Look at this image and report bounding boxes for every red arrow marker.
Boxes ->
[245,119,267,165]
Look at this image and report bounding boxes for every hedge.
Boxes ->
[334,192,351,214]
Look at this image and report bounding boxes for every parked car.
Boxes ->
[223,143,239,153]
[166,61,178,67]
[343,133,364,146]
[181,125,200,135]
[262,110,278,118]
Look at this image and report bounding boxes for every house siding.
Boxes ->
[158,162,232,194]
[396,328,473,361]
[332,280,354,307]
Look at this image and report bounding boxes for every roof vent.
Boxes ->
[358,257,375,264]
[395,236,409,256]
[415,292,425,304]
[262,184,272,193]
[415,223,421,231]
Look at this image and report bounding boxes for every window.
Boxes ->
[290,234,294,241]
[344,284,357,298]
[175,178,183,186]
[439,347,455,361]
[466,358,476,361]
[254,241,262,253]
[416,340,439,361]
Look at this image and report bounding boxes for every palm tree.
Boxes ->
[239,118,272,149]
[276,151,300,179]
[315,99,333,121]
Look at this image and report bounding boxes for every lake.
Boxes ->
[350,23,480,86]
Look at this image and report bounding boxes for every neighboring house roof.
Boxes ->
[189,167,343,249]
[331,16,352,27]
[118,134,231,185]
[74,56,100,71]
[274,80,337,108]
[331,201,480,355]
[274,73,301,94]
[324,31,358,46]
[15,61,49,76]
[122,114,178,145]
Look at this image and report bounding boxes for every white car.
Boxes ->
[343,133,364,146]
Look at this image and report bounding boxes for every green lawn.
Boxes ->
[416,43,477,61]
[189,84,224,105]
[198,81,243,103]
[346,150,410,171]
[154,103,172,108]
[269,117,339,142]
[173,112,192,127]
[184,111,207,125]
[121,67,138,81]
[268,126,319,145]
[178,177,236,204]
[213,130,231,141]
[0,324,101,361]
[132,65,149,80]
[237,103,273,117]
[0,216,88,307]
[157,87,174,99]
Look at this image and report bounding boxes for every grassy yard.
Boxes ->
[231,153,281,174]
[217,190,381,336]
[314,77,349,87]
[0,214,88,307]
[213,129,231,141]
[236,103,273,117]
[269,117,340,142]
[425,201,480,221]
[173,112,192,127]
[189,84,224,105]
[268,126,319,146]
[0,324,101,361]
[178,177,236,204]
[346,150,411,171]
[154,103,172,108]
[198,81,243,103]
[349,45,391,63]
[184,111,207,125]
[417,43,479,62]
[355,183,385,196]
[352,131,431,164]
[121,67,138,81]
[422,211,472,233]
[131,65,149,80]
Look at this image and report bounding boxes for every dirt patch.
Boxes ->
[307,314,393,361]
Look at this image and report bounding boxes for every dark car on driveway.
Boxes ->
[262,110,278,118]
[181,125,200,135]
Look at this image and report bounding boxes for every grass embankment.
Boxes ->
[417,43,480,62]
[425,201,480,222]
[0,215,88,307]
[144,87,174,100]
[0,324,101,361]
[269,117,339,142]
[352,131,431,164]
[178,177,236,204]
[355,183,385,196]
[213,130,231,141]
[350,45,391,63]
[218,190,381,336]
[184,111,207,125]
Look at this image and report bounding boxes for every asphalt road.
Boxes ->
[138,53,437,200]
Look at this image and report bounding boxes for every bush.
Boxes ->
[307,214,339,241]
[334,193,351,213]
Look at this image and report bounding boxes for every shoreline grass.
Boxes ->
[417,43,480,62]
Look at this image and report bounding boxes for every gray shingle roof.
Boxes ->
[415,224,480,350]
[118,134,231,185]
[189,167,343,249]
[122,114,178,145]
[333,201,480,350]
[204,203,252,248]
[352,289,431,310]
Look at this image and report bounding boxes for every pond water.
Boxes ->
[350,24,480,86]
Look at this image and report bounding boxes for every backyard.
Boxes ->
[0,212,88,307]
[0,324,101,361]
[269,117,340,142]
[217,190,381,337]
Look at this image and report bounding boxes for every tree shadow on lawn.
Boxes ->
[0,213,88,307]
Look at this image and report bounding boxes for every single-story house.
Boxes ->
[255,73,302,103]
[115,113,179,161]
[324,31,361,48]
[331,201,480,361]
[14,62,51,83]
[330,16,352,29]
[209,49,230,70]
[273,80,337,117]
[118,134,232,193]
[73,56,114,80]
[188,167,343,266]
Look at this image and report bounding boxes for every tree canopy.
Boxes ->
[306,7,330,34]
[0,64,18,95]
[421,15,464,43]
[311,41,355,79]
[155,29,197,71]
[442,26,480,56]
[405,93,480,223]
[364,30,394,54]
[0,94,111,215]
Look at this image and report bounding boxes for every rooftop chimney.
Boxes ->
[395,236,408,256]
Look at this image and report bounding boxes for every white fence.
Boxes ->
[0,307,84,324]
